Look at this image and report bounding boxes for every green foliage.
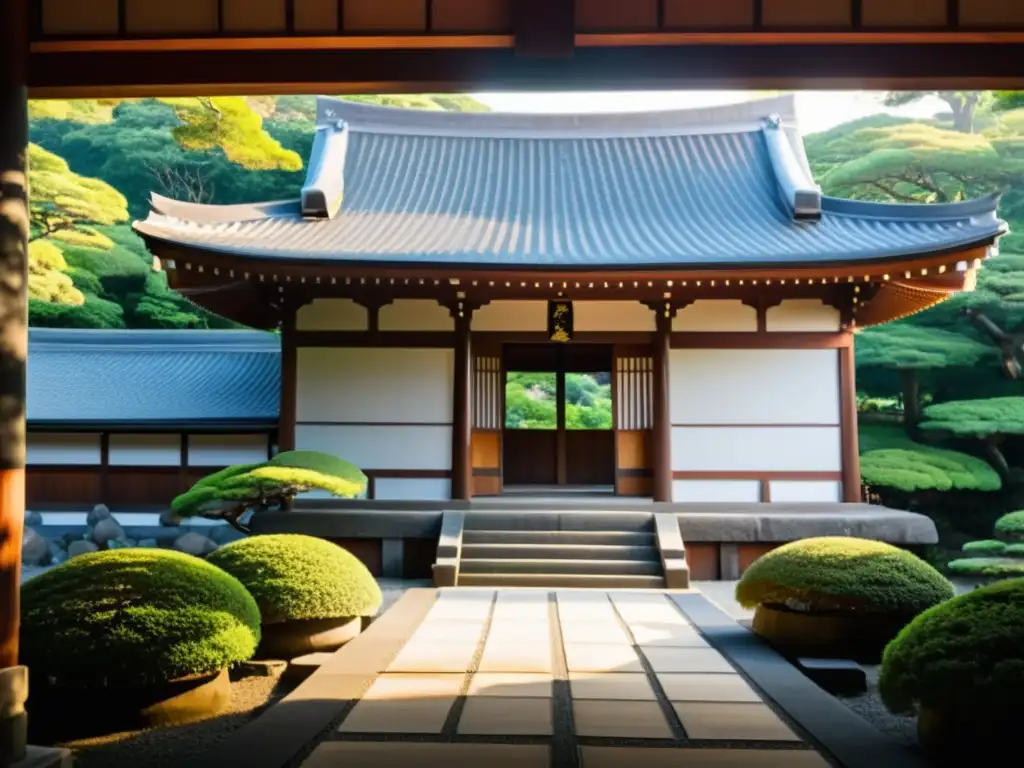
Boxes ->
[948,558,1024,576]
[61,244,150,298]
[207,535,382,624]
[1005,543,1024,557]
[505,372,612,430]
[171,451,367,522]
[879,579,1024,714]
[856,324,994,370]
[29,295,126,329]
[735,537,955,616]
[20,548,260,687]
[963,539,1008,555]
[919,397,1024,439]
[860,448,1001,492]
[995,511,1024,541]
[27,240,84,306]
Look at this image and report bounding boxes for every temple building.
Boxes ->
[133,94,1003,509]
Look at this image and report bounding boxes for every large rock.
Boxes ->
[93,517,125,547]
[22,528,49,566]
[68,540,100,559]
[208,524,242,546]
[138,538,159,548]
[87,504,112,526]
[159,509,183,528]
[48,540,68,565]
[173,532,218,557]
[24,509,43,527]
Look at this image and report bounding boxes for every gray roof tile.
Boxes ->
[28,329,280,429]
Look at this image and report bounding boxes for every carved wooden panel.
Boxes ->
[42,0,119,34]
[472,430,502,496]
[473,354,503,430]
[294,0,340,32]
[861,0,948,27]
[124,0,219,35]
[222,0,287,33]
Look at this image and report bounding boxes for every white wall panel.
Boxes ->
[770,480,842,503]
[573,301,655,332]
[472,300,547,331]
[27,433,102,465]
[379,300,455,331]
[109,434,181,466]
[296,299,368,331]
[672,480,761,503]
[296,424,452,470]
[669,349,839,425]
[375,478,451,501]
[673,300,757,332]
[297,348,453,424]
[671,426,841,472]
[188,434,269,466]
[766,300,841,332]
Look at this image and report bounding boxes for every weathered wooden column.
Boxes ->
[278,309,298,454]
[451,312,473,501]
[0,0,29,762]
[652,310,673,503]
[839,335,861,502]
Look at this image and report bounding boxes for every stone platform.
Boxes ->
[196,588,929,768]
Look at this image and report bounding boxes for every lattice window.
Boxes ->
[473,355,503,429]
[615,356,653,430]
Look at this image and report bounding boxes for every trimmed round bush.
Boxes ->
[206,534,382,625]
[736,537,954,616]
[20,549,261,688]
[962,539,1007,556]
[948,558,1024,577]
[995,511,1024,542]
[879,578,1024,715]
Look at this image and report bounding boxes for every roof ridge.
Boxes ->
[29,328,281,352]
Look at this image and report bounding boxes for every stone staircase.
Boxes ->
[433,510,689,589]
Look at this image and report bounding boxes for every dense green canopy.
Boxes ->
[920,397,1024,438]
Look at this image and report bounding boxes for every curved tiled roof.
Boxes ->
[135,95,1006,269]
[28,329,281,429]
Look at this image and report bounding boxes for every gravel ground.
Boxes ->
[835,666,919,750]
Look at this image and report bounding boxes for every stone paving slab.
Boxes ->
[569,672,657,701]
[467,672,553,698]
[657,673,762,703]
[338,697,456,734]
[458,697,554,736]
[564,643,645,673]
[305,742,550,768]
[673,701,802,742]
[579,746,833,767]
[642,646,736,674]
[631,623,710,648]
[572,700,675,739]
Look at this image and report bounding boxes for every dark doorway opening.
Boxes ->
[502,344,615,490]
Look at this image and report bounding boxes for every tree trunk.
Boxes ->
[900,369,922,439]
[983,435,1013,484]
[943,92,979,133]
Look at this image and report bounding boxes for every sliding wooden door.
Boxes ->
[471,343,503,496]
[614,345,654,496]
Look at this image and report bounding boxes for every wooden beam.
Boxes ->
[839,336,861,502]
[514,0,575,59]
[0,0,28,760]
[451,314,472,501]
[652,311,673,503]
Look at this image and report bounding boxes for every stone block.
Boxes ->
[569,672,656,701]
[467,673,552,698]
[457,697,553,735]
[572,700,673,739]
[657,672,762,703]
[673,701,801,742]
[796,658,867,696]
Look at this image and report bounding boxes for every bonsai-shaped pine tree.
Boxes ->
[948,510,1024,578]
[856,324,995,433]
[168,451,367,533]
[918,397,1024,482]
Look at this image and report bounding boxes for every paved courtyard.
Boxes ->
[204,587,926,768]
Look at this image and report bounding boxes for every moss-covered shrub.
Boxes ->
[995,511,1024,541]
[1006,543,1024,558]
[879,578,1024,715]
[20,549,260,687]
[736,537,955,616]
[948,558,1024,577]
[206,534,382,625]
[962,539,1007,556]
[859,448,1001,493]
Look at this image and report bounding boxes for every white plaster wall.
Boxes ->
[472,300,547,331]
[296,424,452,470]
[673,300,758,332]
[766,300,841,332]
[573,301,655,332]
[297,348,453,424]
[669,349,840,425]
[671,427,841,472]
[375,478,451,501]
[672,480,761,503]
[379,300,455,331]
[770,480,842,503]
[296,299,368,331]
[188,434,269,466]
[108,434,181,466]
[27,433,102,465]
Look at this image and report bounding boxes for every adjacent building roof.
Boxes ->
[135,94,1006,270]
[28,329,281,430]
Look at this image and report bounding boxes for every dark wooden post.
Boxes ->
[278,310,298,454]
[451,313,472,501]
[839,335,861,503]
[652,311,673,503]
[0,0,29,762]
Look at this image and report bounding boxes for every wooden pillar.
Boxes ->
[652,313,673,503]
[451,314,472,501]
[839,335,861,502]
[0,0,29,761]
[278,310,298,454]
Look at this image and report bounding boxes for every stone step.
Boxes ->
[457,572,667,589]
[462,530,656,547]
[462,511,654,533]
[460,543,660,561]
[459,558,663,576]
